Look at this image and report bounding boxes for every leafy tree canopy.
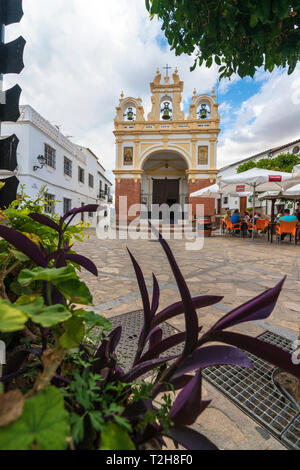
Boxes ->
[237,152,300,173]
[146,0,300,78]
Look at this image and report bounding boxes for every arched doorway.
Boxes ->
[141,150,189,222]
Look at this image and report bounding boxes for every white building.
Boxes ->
[218,138,300,213]
[2,105,112,227]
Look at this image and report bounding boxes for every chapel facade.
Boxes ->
[113,68,220,223]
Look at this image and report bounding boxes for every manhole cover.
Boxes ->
[109,309,183,372]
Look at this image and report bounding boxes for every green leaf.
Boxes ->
[215,55,221,66]
[81,310,111,330]
[0,299,28,333]
[0,387,70,450]
[272,0,290,19]
[18,266,77,286]
[250,14,259,28]
[55,279,93,305]
[99,422,135,450]
[11,249,29,262]
[256,0,271,23]
[59,317,85,349]
[30,305,72,328]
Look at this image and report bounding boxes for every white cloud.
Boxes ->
[218,66,300,168]
[4,0,219,182]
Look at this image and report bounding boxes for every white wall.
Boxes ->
[2,105,112,228]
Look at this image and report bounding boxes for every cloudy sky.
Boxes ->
[4,0,300,182]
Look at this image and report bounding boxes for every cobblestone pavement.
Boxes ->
[75,230,300,450]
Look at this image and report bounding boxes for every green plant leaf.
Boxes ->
[81,310,112,329]
[18,266,77,286]
[55,279,93,305]
[30,305,72,328]
[99,422,135,450]
[0,387,70,450]
[59,317,85,349]
[11,249,29,262]
[0,299,28,333]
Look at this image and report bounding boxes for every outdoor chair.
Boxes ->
[254,219,268,234]
[276,221,298,245]
[227,220,241,235]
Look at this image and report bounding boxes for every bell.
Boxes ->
[199,104,209,120]
[127,107,134,121]
[162,102,171,120]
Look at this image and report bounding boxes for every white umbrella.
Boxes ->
[190,183,250,235]
[220,169,294,239]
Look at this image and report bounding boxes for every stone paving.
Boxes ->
[75,230,300,450]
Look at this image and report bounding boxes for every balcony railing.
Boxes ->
[98,190,106,200]
[107,195,113,203]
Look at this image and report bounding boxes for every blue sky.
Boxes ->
[4,0,300,176]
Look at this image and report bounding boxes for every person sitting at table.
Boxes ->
[278,209,298,240]
[230,209,241,227]
[244,211,250,221]
[296,204,300,222]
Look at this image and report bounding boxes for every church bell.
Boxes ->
[161,102,172,120]
[199,104,209,120]
[124,107,135,121]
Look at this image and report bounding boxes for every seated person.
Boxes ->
[278,209,298,222]
[231,209,241,225]
[296,204,300,222]
[278,209,298,240]
[243,211,250,221]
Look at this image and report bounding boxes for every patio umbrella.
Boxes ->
[190,183,250,234]
[220,168,294,239]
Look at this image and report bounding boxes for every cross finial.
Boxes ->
[163,64,172,77]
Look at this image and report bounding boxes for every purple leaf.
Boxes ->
[122,355,178,382]
[127,249,152,334]
[155,375,194,395]
[147,327,163,350]
[139,327,203,364]
[208,331,300,379]
[153,295,223,327]
[170,370,210,426]
[150,225,199,355]
[28,213,60,233]
[60,204,100,226]
[151,273,160,316]
[65,253,98,277]
[173,345,253,379]
[107,326,122,356]
[165,426,218,450]
[210,278,285,333]
[0,225,47,267]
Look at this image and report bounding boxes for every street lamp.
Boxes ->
[33,154,46,171]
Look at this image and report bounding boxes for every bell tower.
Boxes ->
[113,69,221,224]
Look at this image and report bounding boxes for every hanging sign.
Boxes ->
[269,175,282,182]
[236,185,246,192]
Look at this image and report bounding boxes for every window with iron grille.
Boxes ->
[78,166,85,183]
[89,174,94,188]
[63,198,72,215]
[44,144,56,169]
[64,157,72,177]
[44,193,55,214]
[88,212,93,218]
[105,184,108,195]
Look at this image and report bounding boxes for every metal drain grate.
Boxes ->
[109,310,183,373]
[93,311,299,449]
[202,331,300,450]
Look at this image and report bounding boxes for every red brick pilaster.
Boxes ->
[115,179,141,224]
[188,179,216,219]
